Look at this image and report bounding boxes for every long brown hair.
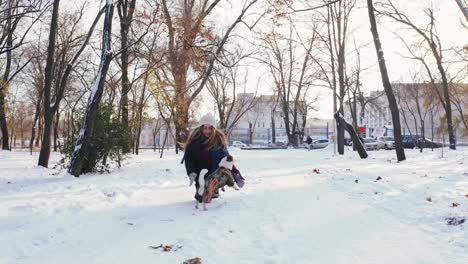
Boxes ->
[183,125,228,150]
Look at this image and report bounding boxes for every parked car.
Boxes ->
[377,136,395,150]
[344,138,353,146]
[363,137,379,151]
[310,139,329,149]
[231,141,247,148]
[418,138,442,148]
[402,135,418,148]
[401,135,442,149]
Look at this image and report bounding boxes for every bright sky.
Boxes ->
[64,0,467,120]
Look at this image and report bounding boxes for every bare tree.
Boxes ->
[0,0,46,150]
[116,0,137,153]
[259,20,318,147]
[159,0,260,149]
[37,0,60,165]
[450,83,468,135]
[38,3,106,167]
[378,1,456,150]
[367,0,405,161]
[206,49,258,138]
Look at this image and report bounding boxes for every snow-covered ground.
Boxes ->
[0,147,467,264]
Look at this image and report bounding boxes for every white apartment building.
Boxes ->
[228,93,330,145]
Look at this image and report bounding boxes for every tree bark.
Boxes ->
[30,92,42,154]
[117,0,137,154]
[367,0,406,161]
[335,113,368,159]
[39,3,105,166]
[0,0,14,150]
[38,0,60,167]
[68,1,114,177]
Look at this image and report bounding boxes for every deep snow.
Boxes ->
[0,147,466,264]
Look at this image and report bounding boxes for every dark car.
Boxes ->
[418,138,442,148]
[401,135,442,149]
[402,135,418,148]
[344,138,353,146]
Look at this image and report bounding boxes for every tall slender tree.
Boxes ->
[366,0,405,161]
[117,0,137,153]
[378,1,457,150]
[38,0,60,166]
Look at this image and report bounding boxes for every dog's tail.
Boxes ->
[197,169,209,196]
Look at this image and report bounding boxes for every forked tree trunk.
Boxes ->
[38,0,60,167]
[335,113,368,159]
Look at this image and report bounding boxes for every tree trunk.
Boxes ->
[0,1,13,151]
[271,114,276,144]
[53,111,59,152]
[174,92,189,151]
[68,1,114,177]
[36,115,42,147]
[30,97,41,154]
[38,0,60,167]
[335,113,368,159]
[0,88,8,150]
[117,0,137,154]
[367,0,406,161]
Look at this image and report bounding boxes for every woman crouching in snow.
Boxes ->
[181,122,244,202]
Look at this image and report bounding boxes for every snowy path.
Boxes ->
[0,148,466,264]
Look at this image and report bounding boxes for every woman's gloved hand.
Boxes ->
[188,172,197,186]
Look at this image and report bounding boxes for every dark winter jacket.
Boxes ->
[182,136,242,179]
[306,137,313,144]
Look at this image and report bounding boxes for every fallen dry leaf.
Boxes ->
[446,217,465,226]
[163,245,173,251]
[182,257,202,264]
[451,202,460,207]
[149,244,163,250]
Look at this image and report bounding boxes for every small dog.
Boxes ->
[196,155,237,210]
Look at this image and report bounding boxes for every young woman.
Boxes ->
[181,123,244,201]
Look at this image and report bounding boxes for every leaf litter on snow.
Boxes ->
[148,244,183,252]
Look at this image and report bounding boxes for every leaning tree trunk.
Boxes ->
[367,0,406,161]
[38,0,60,167]
[68,1,114,177]
[335,112,368,159]
[455,0,468,22]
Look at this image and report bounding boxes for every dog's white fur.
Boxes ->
[218,157,234,170]
[195,156,235,210]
